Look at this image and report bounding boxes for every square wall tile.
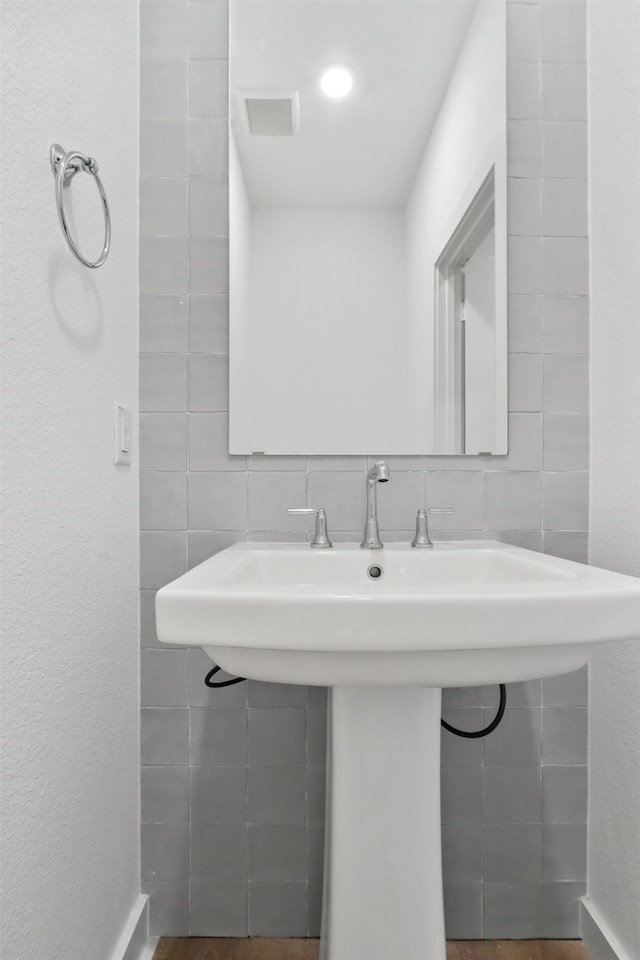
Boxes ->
[541,63,587,121]
[443,883,483,940]
[190,179,229,236]
[191,881,248,936]
[140,472,187,531]
[141,2,188,60]
[189,295,229,353]
[140,355,187,412]
[248,709,306,766]
[508,178,542,238]
[140,531,188,589]
[307,767,326,825]
[141,823,189,880]
[189,413,246,472]
[141,708,189,765]
[543,355,589,413]
[484,882,541,938]
[508,354,542,412]
[484,766,541,825]
[441,825,483,883]
[542,122,587,179]
[190,236,229,295]
[248,767,306,825]
[484,473,541,531]
[541,882,585,938]
[543,666,588,707]
[441,711,485,766]
[141,62,188,121]
[307,825,325,889]
[441,766,484,825]
[487,414,542,472]
[189,1,228,60]
[190,118,228,177]
[306,471,365,531]
[249,882,307,937]
[484,824,542,882]
[306,709,327,766]
[543,531,588,564]
[248,472,307,533]
[141,766,189,824]
[140,179,188,237]
[507,3,539,62]
[484,707,542,766]
[508,295,542,353]
[543,414,588,471]
[139,413,187,471]
[249,824,306,881]
[190,60,228,119]
[542,765,588,823]
[542,824,587,881]
[508,62,541,120]
[508,121,542,178]
[542,180,588,238]
[140,121,188,178]
[542,472,588,530]
[191,823,248,880]
[190,765,248,824]
[426,472,483,530]
[140,296,188,353]
[542,707,588,764]
[543,295,589,354]
[247,680,305,708]
[140,237,188,296]
[541,1,586,63]
[486,530,542,552]
[141,649,188,707]
[188,354,229,412]
[542,238,589,296]
[189,707,247,765]
[508,236,542,295]
[189,531,244,568]
[143,880,190,936]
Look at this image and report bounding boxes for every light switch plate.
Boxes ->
[114,403,131,465]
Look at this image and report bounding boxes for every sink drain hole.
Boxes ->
[367,564,383,580]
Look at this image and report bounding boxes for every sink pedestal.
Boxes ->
[321,686,446,960]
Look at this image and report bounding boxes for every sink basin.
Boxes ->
[155,540,640,687]
[156,540,640,960]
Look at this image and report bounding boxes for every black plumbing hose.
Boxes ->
[205,665,246,688]
[440,683,507,738]
[205,667,508,738]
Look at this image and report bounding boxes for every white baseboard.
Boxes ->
[110,894,158,960]
[580,897,635,960]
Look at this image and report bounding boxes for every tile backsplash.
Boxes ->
[140,0,589,939]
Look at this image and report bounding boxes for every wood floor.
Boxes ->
[154,938,593,960]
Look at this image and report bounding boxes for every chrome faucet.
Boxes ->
[360,460,390,549]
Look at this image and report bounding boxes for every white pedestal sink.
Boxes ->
[156,541,640,959]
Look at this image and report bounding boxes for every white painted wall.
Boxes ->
[0,3,141,959]
[587,2,640,957]
[405,0,507,454]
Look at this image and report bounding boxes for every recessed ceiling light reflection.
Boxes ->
[320,67,353,99]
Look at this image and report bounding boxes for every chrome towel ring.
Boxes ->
[50,143,111,269]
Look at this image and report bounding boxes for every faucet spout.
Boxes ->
[361,461,390,550]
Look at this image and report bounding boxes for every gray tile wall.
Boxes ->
[139,0,589,939]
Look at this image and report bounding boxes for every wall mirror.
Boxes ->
[229,0,507,455]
